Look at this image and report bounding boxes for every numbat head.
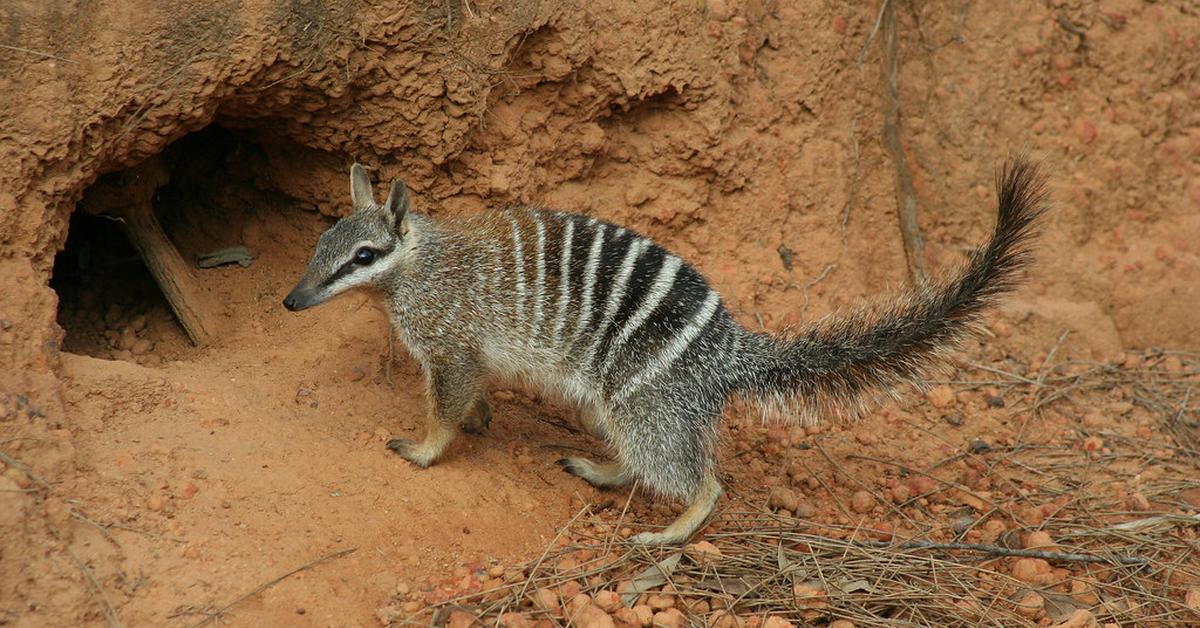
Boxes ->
[285,159,1047,545]
[284,164,416,312]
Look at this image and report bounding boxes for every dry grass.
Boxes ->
[381,350,1198,626]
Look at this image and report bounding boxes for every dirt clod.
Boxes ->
[1011,558,1051,584]
[651,608,685,628]
[1053,609,1098,628]
[1014,590,1044,618]
[923,385,953,409]
[849,490,875,514]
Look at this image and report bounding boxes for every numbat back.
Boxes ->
[285,160,1046,544]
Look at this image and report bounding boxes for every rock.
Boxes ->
[707,613,742,628]
[1070,577,1100,606]
[1052,608,1098,628]
[487,564,505,578]
[179,482,199,498]
[768,486,800,512]
[498,612,535,628]
[631,605,654,627]
[1014,590,1044,619]
[651,608,685,628]
[571,603,615,628]
[1023,530,1056,551]
[829,622,856,628]
[613,607,643,627]
[1163,355,1184,374]
[926,385,955,408]
[850,490,874,514]
[890,484,911,503]
[130,315,147,331]
[1185,587,1200,611]
[566,593,592,617]
[646,592,674,611]
[832,14,847,35]
[530,587,560,615]
[684,540,722,566]
[559,580,583,601]
[762,618,794,628]
[792,583,829,609]
[1011,558,1051,584]
[706,0,731,22]
[594,590,622,613]
[446,609,477,628]
[146,495,164,512]
[117,327,137,351]
[1127,492,1151,511]
[1075,118,1098,144]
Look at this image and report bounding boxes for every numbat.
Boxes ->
[284,159,1046,544]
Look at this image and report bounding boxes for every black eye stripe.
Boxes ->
[317,243,396,288]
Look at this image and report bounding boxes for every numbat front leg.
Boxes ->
[387,362,482,467]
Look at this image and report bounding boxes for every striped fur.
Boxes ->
[284,158,1048,545]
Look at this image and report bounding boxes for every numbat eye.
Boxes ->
[353,247,377,266]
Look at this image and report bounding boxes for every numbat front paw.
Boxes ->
[386,438,435,468]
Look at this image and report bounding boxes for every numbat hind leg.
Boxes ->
[629,471,722,545]
[460,397,492,434]
[388,360,481,467]
[556,458,630,488]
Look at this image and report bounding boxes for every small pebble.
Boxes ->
[684,540,722,566]
[1023,530,1056,551]
[850,490,874,514]
[1052,609,1098,628]
[926,385,955,409]
[1127,492,1151,511]
[646,592,674,611]
[1011,558,1051,584]
[1014,590,1044,619]
[593,589,622,613]
[1184,587,1200,610]
[651,608,684,628]
[767,486,800,513]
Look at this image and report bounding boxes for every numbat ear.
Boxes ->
[383,178,411,236]
[349,163,376,210]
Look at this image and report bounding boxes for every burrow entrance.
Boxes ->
[52,124,336,364]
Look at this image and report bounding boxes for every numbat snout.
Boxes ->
[284,160,1046,545]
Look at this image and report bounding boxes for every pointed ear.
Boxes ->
[383,178,411,235]
[349,163,375,210]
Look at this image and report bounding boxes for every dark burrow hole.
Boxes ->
[52,124,320,364]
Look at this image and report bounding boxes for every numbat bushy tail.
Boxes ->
[284,159,1046,544]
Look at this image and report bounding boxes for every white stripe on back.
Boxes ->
[570,220,607,346]
[601,253,681,376]
[583,236,647,365]
[507,213,526,321]
[613,288,720,403]
[531,212,546,333]
[550,217,575,347]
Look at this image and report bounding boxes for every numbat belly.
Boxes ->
[285,160,1047,545]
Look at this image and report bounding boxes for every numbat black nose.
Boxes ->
[283,295,298,311]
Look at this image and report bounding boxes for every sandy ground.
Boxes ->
[2,1,1199,626]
